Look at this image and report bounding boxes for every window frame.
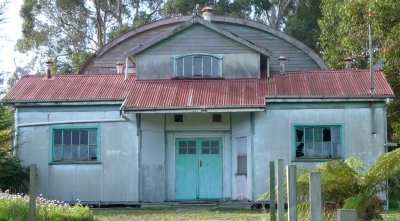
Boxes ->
[49,126,101,164]
[173,53,223,78]
[292,123,345,162]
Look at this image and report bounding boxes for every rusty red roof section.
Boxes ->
[266,70,394,97]
[3,70,394,110]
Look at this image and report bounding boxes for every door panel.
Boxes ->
[175,138,223,200]
[175,139,198,200]
[199,139,222,199]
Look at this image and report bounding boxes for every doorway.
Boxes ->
[175,138,223,200]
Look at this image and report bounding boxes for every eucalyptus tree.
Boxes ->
[284,0,322,52]
[17,0,163,73]
[319,0,400,142]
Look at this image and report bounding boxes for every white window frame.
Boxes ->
[173,53,223,78]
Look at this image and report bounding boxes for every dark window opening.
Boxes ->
[212,114,222,122]
[174,114,183,122]
[237,155,247,174]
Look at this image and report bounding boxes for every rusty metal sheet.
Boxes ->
[3,70,394,109]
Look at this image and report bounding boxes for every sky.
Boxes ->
[0,0,27,75]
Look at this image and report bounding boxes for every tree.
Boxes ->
[252,0,295,30]
[319,0,400,141]
[284,0,322,52]
[17,0,162,73]
[163,0,251,19]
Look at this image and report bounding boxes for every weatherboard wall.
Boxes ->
[81,18,323,76]
[217,23,322,71]
[136,24,260,79]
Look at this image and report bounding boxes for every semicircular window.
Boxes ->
[174,54,222,78]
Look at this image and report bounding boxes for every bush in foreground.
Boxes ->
[0,191,93,221]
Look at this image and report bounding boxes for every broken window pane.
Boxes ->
[295,125,342,160]
[89,145,97,160]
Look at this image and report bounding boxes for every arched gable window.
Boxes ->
[174,54,223,78]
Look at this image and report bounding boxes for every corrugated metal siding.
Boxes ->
[3,70,394,109]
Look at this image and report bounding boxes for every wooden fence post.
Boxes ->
[270,161,276,221]
[310,172,322,221]
[337,209,357,221]
[287,165,297,221]
[29,164,37,221]
[277,159,285,221]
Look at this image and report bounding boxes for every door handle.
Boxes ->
[199,160,202,167]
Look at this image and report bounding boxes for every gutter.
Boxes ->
[265,96,392,103]
[121,105,266,113]
[18,118,128,128]
[2,98,126,105]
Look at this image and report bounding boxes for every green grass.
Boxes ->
[93,207,400,221]
[93,207,268,221]
[0,191,93,221]
[381,209,400,221]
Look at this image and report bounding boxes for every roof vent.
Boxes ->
[202,6,213,22]
[44,58,54,79]
[278,56,287,75]
[116,61,124,74]
[344,57,353,70]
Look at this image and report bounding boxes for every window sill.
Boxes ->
[49,161,102,165]
[235,173,247,176]
[292,158,342,163]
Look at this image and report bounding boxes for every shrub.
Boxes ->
[0,191,94,221]
[0,154,28,193]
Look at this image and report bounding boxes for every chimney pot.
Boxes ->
[44,58,54,79]
[116,61,124,74]
[344,57,353,70]
[278,56,287,75]
[202,6,213,22]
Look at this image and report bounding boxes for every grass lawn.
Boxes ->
[93,207,400,221]
[93,207,268,221]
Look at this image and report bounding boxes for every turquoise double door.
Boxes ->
[175,138,223,200]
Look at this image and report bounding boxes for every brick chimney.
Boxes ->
[44,58,54,79]
[202,6,213,22]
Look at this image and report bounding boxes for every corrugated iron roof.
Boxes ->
[265,70,394,97]
[2,70,394,110]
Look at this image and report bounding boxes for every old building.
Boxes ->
[2,12,394,204]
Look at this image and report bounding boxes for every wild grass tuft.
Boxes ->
[0,190,93,221]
